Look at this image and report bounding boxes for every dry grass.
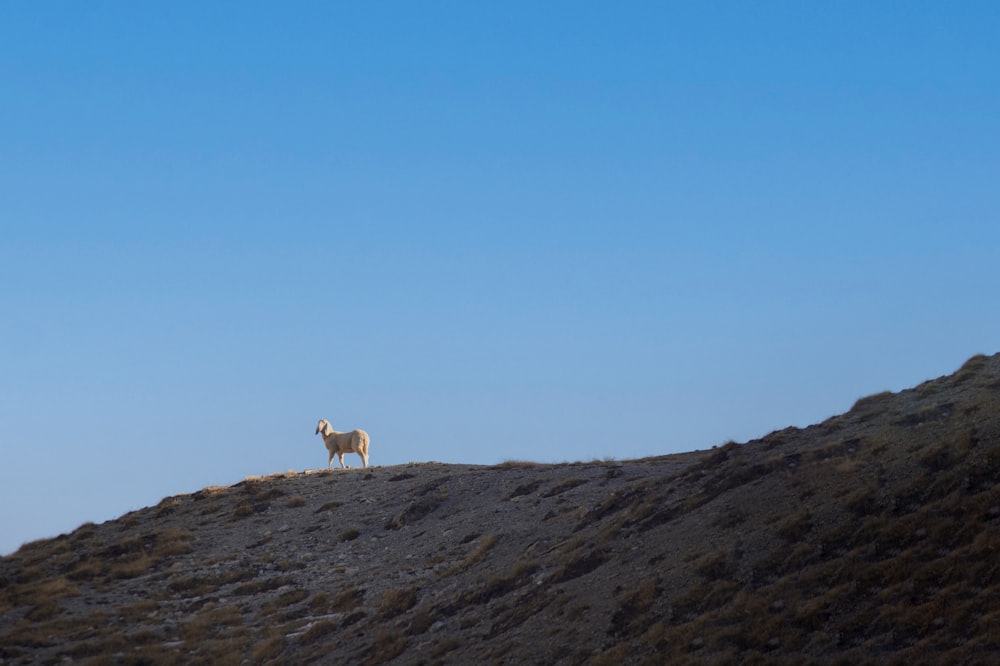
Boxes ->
[233,500,255,519]
[168,567,257,597]
[851,390,896,414]
[155,496,184,518]
[438,533,497,579]
[363,630,407,666]
[179,604,245,643]
[3,610,117,662]
[301,619,340,643]
[610,578,661,639]
[430,637,461,659]
[476,559,539,604]
[492,460,539,468]
[385,493,447,530]
[193,485,231,501]
[543,477,587,497]
[377,586,418,619]
[338,527,361,541]
[507,479,543,499]
[775,510,813,542]
[306,591,330,613]
[119,599,158,624]
[261,588,310,614]
[313,585,364,614]
[251,631,286,661]
[232,575,292,597]
[591,644,630,666]
[314,501,343,514]
[553,547,609,584]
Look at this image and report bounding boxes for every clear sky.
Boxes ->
[2,2,998,555]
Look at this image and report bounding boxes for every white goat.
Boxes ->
[315,419,370,469]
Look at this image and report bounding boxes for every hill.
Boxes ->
[2,354,1000,664]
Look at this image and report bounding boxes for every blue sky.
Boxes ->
[2,2,998,554]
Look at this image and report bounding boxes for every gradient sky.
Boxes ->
[2,2,998,555]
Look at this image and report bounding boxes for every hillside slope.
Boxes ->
[2,354,1000,664]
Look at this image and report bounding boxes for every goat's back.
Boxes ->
[324,429,369,454]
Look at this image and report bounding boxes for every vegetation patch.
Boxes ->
[329,586,365,613]
[575,486,648,530]
[377,586,418,619]
[466,559,539,606]
[493,460,539,469]
[507,479,543,499]
[301,619,340,643]
[314,501,343,514]
[439,533,498,578]
[338,527,361,541]
[363,630,408,666]
[851,390,896,416]
[385,493,446,530]
[775,510,813,542]
[169,568,257,597]
[542,477,587,497]
[895,402,955,427]
[553,549,609,583]
[261,588,310,614]
[179,604,244,642]
[232,575,292,596]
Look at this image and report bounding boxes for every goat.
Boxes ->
[315,419,370,469]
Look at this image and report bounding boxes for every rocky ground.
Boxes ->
[2,354,1000,664]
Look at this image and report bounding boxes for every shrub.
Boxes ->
[314,501,343,514]
[330,586,365,613]
[543,477,587,497]
[251,632,285,661]
[776,511,813,542]
[364,630,407,666]
[338,528,361,542]
[180,605,244,642]
[378,586,418,619]
[507,479,543,499]
[439,533,497,578]
[493,460,539,468]
[262,588,309,613]
[233,501,254,519]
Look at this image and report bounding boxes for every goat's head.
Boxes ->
[315,419,329,435]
